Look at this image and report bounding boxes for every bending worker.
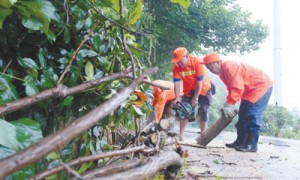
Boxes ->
[151,79,182,122]
[202,52,273,152]
[172,47,213,141]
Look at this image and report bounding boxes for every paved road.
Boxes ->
[173,121,300,180]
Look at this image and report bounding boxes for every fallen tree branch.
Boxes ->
[0,70,168,116]
[32,145,147,179]
[61,163,82,179]
[83,150,182,179]
[0,71,130,116]
[0,67,158,179]
[179,143,206,149]
[220,158,237,165]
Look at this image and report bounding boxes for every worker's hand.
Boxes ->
[221,102,236,119]
[191,96,198,107]
[173,98,180,106]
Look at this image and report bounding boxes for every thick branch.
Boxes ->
[0,71,132,116]
[0,67,158,179]
[32,145,147,179]
[83,150,182,179]
[196,112,237,146]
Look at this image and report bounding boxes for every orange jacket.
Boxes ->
[172,56,211,97]
[152,80,181,122]
[219,61,273,104]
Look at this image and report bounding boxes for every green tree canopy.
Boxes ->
[140,0,269,77]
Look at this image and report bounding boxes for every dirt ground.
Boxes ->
[173,122,300,180]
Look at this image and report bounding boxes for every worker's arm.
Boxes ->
[192,79,203,107]
[174,81,181,103]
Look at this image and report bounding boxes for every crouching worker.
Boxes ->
[202,53,273,152]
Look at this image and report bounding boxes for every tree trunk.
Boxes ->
[196,112,237,146]
[82,150,182,179]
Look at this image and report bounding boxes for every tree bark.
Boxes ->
[82,150,182,179]
[196,112,237,146]
[0,67,158,179]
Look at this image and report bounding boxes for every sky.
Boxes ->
[227,0,300,110]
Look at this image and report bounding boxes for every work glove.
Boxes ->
[221,102,237,119]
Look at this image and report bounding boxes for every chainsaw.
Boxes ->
[173,102,200,121]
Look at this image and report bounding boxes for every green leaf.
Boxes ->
[97,56,108,67]
[84,16,93,29]
[25,81,39,96]
[17,57,39,69]
[0,75,19,105]
[12,165,35,180]
[46,152,59,160]
[0,145,16,160]
[22,16,43,30]
[63,26,70,43]
[0,7,12,28]
[11,118,43,149]
[132,105,145,117]
[17,0,55,34]
[0,0,14,8]
[93,34,103,51]
[46,30,56,43]
[38,0,56,20]
[99,0,113,7]
[85,62,94,81]
[24,75,39,96]
[78,161,93,174]
[40,68,57,89]
[103,89,117,100]
[78,49,98,58]
[63,96,74,106]
[170,0,191,9]
[111,0,120,12]
[129,0,142,25]
[38,48,47,68]
[76,20,84,30]
[0,119,19,150]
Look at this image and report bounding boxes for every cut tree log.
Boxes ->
[82,150,182,179]
[196,111,237,146]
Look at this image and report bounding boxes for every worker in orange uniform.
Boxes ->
[151,79,180,122]
[172,47,213,141]
[202,53,273,152]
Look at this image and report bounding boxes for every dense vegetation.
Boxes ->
[0,0,299,178]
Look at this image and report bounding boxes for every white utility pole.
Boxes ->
[274,0,282,106]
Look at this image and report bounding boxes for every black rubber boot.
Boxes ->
[225,124,244,148]
[235,132,259,152]
[225,132,244,148]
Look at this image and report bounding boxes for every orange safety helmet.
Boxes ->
[172,47,188,63]
[202,52,221,64]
